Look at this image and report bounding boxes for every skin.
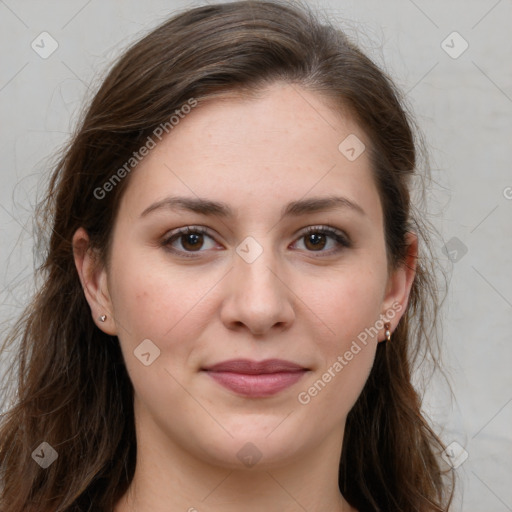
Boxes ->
[73,81,417,512]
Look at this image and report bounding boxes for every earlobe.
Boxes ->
[380,231,418,341]
[72,227,117,335]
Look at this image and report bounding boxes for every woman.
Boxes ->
[0,0,454,510]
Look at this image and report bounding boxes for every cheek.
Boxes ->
[107,246,223,388]
[300,263,386,344]
[297,297,379,420]
[293,267,385,412]
[109,244,212,339]
[108,259,203,413]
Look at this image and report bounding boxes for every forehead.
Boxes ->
[119,82,382,226]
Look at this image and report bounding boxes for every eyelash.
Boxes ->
[161,225,351,259]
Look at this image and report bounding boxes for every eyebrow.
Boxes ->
[140,195,366,219]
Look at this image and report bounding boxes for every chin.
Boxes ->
[191,428,308,471]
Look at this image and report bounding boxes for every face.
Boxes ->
[78,82,414,470]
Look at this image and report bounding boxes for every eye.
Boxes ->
[162,226,218,257]
[161,224,351,258]
[291,225,351,255]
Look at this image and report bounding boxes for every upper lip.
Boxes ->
[201,359,308,374]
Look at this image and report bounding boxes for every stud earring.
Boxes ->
[99,314,107,322]
[384,322,391,342]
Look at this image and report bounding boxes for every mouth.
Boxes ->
[200,359,309,397]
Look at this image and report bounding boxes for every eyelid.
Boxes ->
[297,225,350,242]
[161,226,218,252]
[292,225,351,253]
[161,224,351,257]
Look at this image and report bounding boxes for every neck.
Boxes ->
[114,412,355,512]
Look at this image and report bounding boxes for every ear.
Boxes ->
[72,227,117,335]
[379,231,418,341]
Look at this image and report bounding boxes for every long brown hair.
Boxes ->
[0,1,454,510]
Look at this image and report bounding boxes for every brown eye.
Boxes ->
[180,232,204,251]
[303,232,328,251]
[162,226,217,257]
[294,226,351,255]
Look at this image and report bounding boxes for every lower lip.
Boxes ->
[203,370,307,397]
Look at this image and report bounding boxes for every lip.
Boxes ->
[201,359,309,397]
[202,358,307,374]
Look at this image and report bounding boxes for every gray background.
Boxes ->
[1,0,511,510]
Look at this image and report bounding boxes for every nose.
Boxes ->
[219,245,295,336]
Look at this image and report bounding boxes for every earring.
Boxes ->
[99,314,107,322]
[384,322,391,342]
